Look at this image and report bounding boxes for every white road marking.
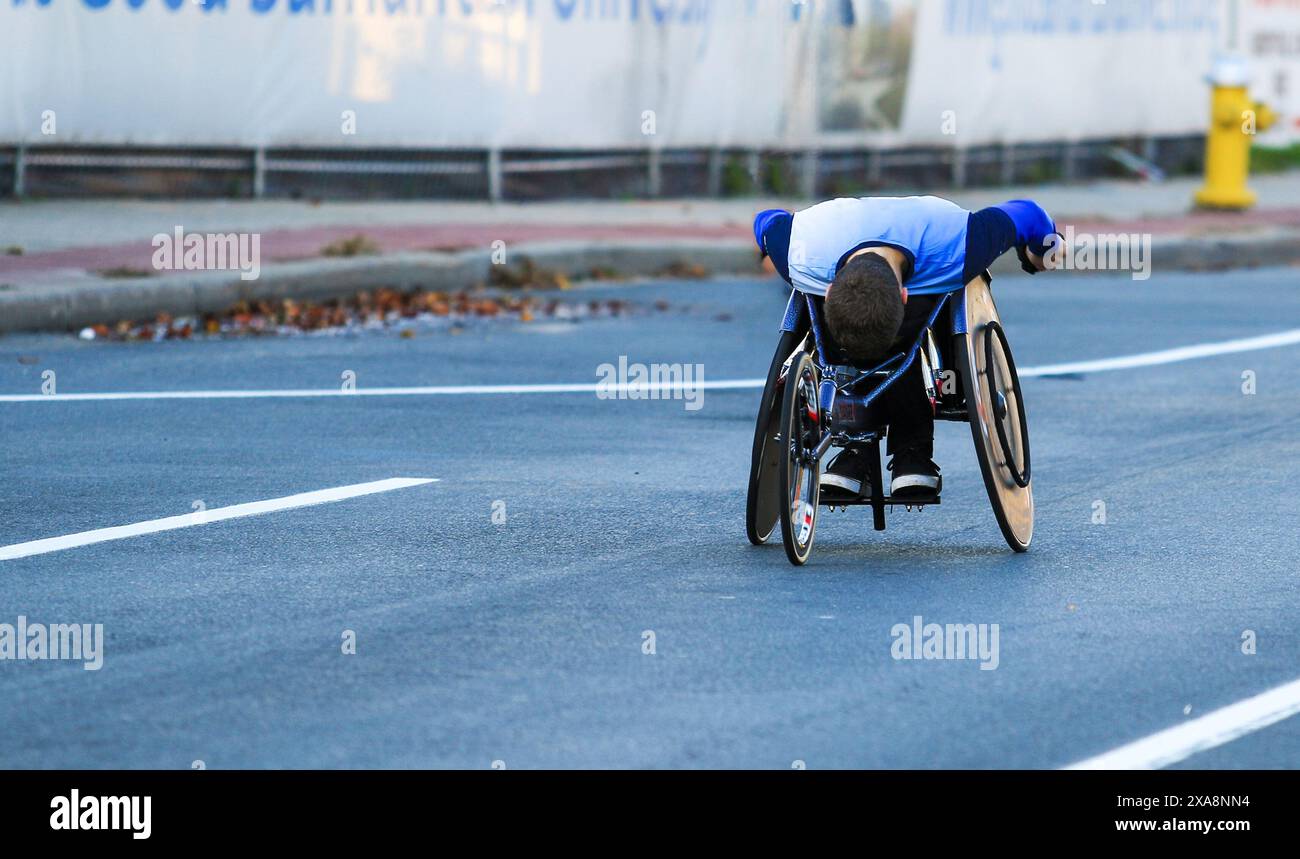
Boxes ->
[0,380,762,402]
[2,327,1298,403]
[1021,326,1300,378]
[0,477,438,561]
[1064,676,1300,770]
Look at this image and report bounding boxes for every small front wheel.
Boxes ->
[777,350,822,566]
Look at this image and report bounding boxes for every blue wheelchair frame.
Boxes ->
[776,281,979,529]
[751,270,1032,560]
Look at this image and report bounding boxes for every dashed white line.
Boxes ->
[1065,676,1300,770]
[2,327,1298,403]
[0,477,438,561]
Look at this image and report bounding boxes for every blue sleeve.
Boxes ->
[993,199,1057,257]
[962,207,1017,282]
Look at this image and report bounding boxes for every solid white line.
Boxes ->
[0,477,438,561]
[1064,677,1300,770]
[2,327,1298,403]
[1021,326,1300,378]
[0,380,763,402]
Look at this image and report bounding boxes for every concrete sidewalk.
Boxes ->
[2,173,1299,333]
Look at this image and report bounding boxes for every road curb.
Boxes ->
[2,233,1297,334]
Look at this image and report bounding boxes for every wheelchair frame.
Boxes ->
[745,272,1033,565]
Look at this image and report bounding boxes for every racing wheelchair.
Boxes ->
[745,272,1033,566]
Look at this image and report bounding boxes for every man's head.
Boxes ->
[823,251,905,365]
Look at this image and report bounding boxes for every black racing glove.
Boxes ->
[1015,244,1039,275]
[1017,231,1065,275]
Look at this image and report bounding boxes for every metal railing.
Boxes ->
[0,136,1201,201]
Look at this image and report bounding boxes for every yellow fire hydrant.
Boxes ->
[1195,55,1276,209]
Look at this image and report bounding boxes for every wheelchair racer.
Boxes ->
[753,196,1059,501]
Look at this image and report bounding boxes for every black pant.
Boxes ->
[876,295,940,458]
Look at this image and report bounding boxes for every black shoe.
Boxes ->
[888,446,941,498]
[821,446,869,501]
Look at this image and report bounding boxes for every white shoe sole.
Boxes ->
[820,473,862,495]
[890,473,940,494]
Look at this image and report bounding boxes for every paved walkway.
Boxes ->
[3,173,1298,290]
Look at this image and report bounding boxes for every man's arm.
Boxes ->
[996,199,1062,274]
[994,199,1057,257]
[963,199,1060,280]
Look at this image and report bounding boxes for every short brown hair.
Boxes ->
[823,253,904,365]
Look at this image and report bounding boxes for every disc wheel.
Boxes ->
[985,321,1031,488]
[956,277,1034,552]
[746,331,801,545]
[777,350,822,565]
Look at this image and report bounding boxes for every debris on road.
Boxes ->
[68,286,689,342]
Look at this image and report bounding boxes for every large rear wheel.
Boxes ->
[956,277,1033,552]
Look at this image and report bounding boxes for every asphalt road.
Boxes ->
[1,267,1298,769]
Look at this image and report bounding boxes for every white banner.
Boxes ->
[0,0,791,148]
[0,0,1235,149]
[897,0,1224,145]
[1243,0,1300,143]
